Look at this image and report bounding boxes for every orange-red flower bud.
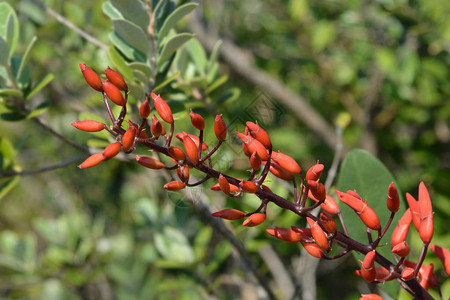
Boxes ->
[336,190,380,230]
[391,209,412,249]
[103,142,121,160]
[320,212,337,234]
[306,163,324,181]
[102,80,126,106]
[139,99,151,119]
[151,93,174,124]
[359,294,383,300]
[419,264,437,290]
[418,181,433,220]
[307,218,329,251]
[211,182,240,194]
[311,182,326,202]
[309,193,340,215]
[271,151,301,174]
[189,110,205,131]
[387,182,400,213]
[105,67,128,91]
[361,250,376,282]
[250,151,262,171]
[79,64,103,92]
[211,208,245,220]
[78,153,104,169]
[135,155,165,169]
[163,181,186,191]
[419,216,434,244]
[246,121,272,149]
[406,193,421,232]
[214,114,227,141]
[269,227,303,243]
[392,241,410,257]
[177,166,190,183]
[243,213,266,227]
[168,146,186,161]
[218,174,231,196]
[266,161,295,181]
[401,267,415,281]
[71,120,105,132]
[301,241,324,258]
[122,126,136,153]
[429,244,450,276]
[236,132,269,161]
[240,180,258,193]
[183,135,199,164]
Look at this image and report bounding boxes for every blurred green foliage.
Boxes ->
[0,0,449,299]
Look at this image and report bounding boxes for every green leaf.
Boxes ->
[336,149,405,297]
[207,40,222,72]
[158,33,194,68]
[0,88,22,97]
[25,73,54,100]
[109,32,146,62]
[112,19,149,57]
[107,46,135,80]
[216,87,241,105]
[153,71,180,93]
[206,74,228,94]
[186,38,207,74]
[154,227,194,263]
[0,176,19,201]
[0,36,9,66]
[0,3,19,58]
[26,99,51,119]
[158,2,198,40]
[129,62,153,78]
[102,1,122,20]
[110,0,149,30]
[16,36,37,83]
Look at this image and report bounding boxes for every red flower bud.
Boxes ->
[418,181,433,219]
[214,114,227,141]
[271,151,301,174]
[269,227,303,243]
[401,267,415,281]
[218,174,231,196]
[309,193,340,215]
[211,181,240,194]
[164,181,186,191]
[189,110,205,131]
[392,241,410,257]
[336,190,380,230]
[135,155,165,169]
[359,294,383,300]
[78,153,104,169]
[122,126,136,153]
[151,93,173,124]
[386,182,400,212]
[105,67,128,91]
[236,132,269,161]
[246,121,272,149]
[419,216,434,244]
[103,80,126,106]
[306,163,324,181]
[307,218,329,251]
[311,182,326,202]
[429,244,450,276]
[266,161,295,181]
[211,208,245,220]
[151,115,164,137]
[320,212,337,234]
[183,135,199,164]
[361,250,376,282]
[168,146,186,161]
[250,151,262,171]
[79,64,103,92]
[239,180,258,193]
[419,264,437,290]
[391,209,412,249]
[139,99,151,119]
[301,241,324,258]
[71,120,105,132]
[103,142,121,160]
[243,213,266,227]
[177,166,190,183]
[406,193,421,232]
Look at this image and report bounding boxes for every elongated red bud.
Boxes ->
[103,142,121,160]
[386,183,400,212]
[246,121,272,149]
[429,244,450,276]
[419,264,437,290]
[309,193,340,215]
[183,135,199,164]
[392,241,410,257]
[406,193,421,231]
[306,163,324,181]
[320,212,337,234]
[177,166,190,183]
[218,174,231,196]
[266,161,295,181]
[214,114,227,141]
[301,241,324,258]
[250,151,262,171]
[135,155,165,169]
[243,213,266,227]
[336,190,365,212]
[419,216,434,244]
[359,294,383,300]
[71,120,105,132]
[311,182,326,202]
[418,182,433,219]
[186,133,208,151]
[401,267,415,281]
[307,218,329,251]
[359,203,381,231]
[211,208,245,220]
[240,180,258,193]
[273,227,303,243]
[79,64,103,92]
[78,153,104,169]
[151,93,174,124]
[105,67,128,91]
[271,151,301,174]
[361,250,376,282]
[103,80,126,106]
[189,110,205,131]
[151,115,163,137]
[122,126,136,153]
[391,209,412,249]
[139,99,151,119]
[236,132,269,161]
[168,146,186,161]
[164,181,186,191]
[346,190,362,200]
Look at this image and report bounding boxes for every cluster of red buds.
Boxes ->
[74,65,448,300]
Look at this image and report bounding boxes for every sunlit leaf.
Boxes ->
[0,88,22,97]
[25,73,54,100]
[0,3,19,58]
[26,99,51,119]
[109,32,146,62]
[0,36,9,66]
[110,0,149,30]
[107,46,134,80]
[157,33,194,68]
[16,36,37,83]
[158,2,198,40]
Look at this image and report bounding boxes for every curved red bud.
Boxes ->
[361,250,376,282]
[308,218,329,251]
[122,126,136,153]
[236,132,269,161]
[151,93,174,124]
[139,99,151,119]
[78,153,104,169]
[250,151,262,171]
[300,241,324,258]
[418,182,433,219]
[79,64,103,92]
[406,193,421,232]
[239,180,258,193]
[271,151,301,174]
[320,212,337,234]
[359,294,383,300]
[429,244,450,276]
[103,142,121,160]
[243,213,266,227]
[103,80,126,106]
[71,120,105,132]
[219,174,231,196]
[392,241,410,257]
[246,121,272,149]
[211,208,245,220]
[189,110,205,131]
[306,163,324,181]
[183,135,199,164]
[105,67,128,91]
[419,216,434,244]
[151,115,164,137]
[168,146,186,161]
[387,183,400,213]
[214,114,227,141]
[266,161,295,181]
[135,155,165,169]
[164,181,186,191]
